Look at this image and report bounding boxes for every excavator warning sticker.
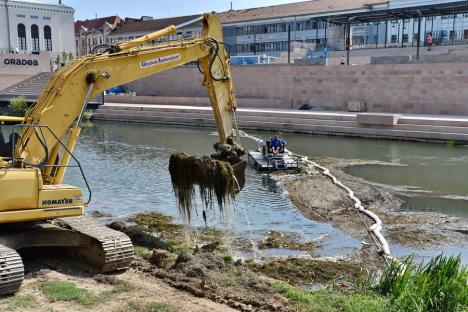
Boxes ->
[140,53,181,69]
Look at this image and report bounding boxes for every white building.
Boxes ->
[0,0,75,57]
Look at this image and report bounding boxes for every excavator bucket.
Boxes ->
[232,160,247,192]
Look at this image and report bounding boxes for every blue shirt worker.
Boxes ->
[270,135,283,154]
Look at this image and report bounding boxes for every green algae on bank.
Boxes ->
[127,212,185,241]
[258,231,317,251]
[248,258,362,287]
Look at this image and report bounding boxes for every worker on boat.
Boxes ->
[270,135,286,154]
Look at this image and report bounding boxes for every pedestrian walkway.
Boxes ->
[93,103,468,143]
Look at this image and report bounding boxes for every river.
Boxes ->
[64,121,467,262]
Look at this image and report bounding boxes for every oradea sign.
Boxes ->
[3,58,39,66]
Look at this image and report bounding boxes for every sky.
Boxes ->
[27,0,306,20]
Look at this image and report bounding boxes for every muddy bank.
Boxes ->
[278,157,468,250]
[108,212,376,312]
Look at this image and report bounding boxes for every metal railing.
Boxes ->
[10,124,92,205]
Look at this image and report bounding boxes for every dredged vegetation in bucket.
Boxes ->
[169,152,237,221]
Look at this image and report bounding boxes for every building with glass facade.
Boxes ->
[219,0,468,57]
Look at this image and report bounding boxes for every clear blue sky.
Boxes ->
[31,0,305,20]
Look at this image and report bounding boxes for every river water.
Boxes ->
[65,121,467,262]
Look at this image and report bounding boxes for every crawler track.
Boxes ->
[0,215,133,296]
[57,216,134,272]
[0,245,24,295]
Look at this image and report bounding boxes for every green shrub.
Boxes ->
[8,96,28,116]
[82,111,93,120]
[223,255,234,263]
[378,254,468,312]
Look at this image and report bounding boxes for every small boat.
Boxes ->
[247,138,299,171]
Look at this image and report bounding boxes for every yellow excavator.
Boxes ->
[0,13,246,295]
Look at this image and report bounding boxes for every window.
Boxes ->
[449,30,456,40]
[391,35,397,43]
[236,26,255,36]
[464,29,468,39]
[44,25,52,51]
[296,20,311,31]
[31,24,39,51]
[237,41,289,53]
[17,23,27,50]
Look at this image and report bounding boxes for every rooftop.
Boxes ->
[75,16,121,34]
[110,14,200,35]
[1,0,74,10]
[218,0,387,24]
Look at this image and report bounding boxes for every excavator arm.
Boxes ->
[13,14,242,185]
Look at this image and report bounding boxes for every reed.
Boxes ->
[378,254,468,312]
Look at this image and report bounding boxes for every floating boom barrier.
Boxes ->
[239,130,396,265]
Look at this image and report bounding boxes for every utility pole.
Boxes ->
[416,11,422,60]
[6,0,11,52]
[346,18,351,65]
[287,23,291,64]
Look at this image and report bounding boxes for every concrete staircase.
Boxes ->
[93,103,468,143]
[0,72,103,106]
[0,72,52,102]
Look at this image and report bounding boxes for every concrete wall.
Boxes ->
[0,53,50,90]
[124,62,468,115]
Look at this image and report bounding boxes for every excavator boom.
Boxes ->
[18,14,239,181]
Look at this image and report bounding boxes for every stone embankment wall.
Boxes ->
[121,62,468,115]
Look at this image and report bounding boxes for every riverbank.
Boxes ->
[0,212,389,312]
[2,206,465,312]
[278,157,468,258]
[93,103,468,143]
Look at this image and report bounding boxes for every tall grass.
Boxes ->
[378,254,468,312]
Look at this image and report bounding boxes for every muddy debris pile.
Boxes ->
[169,152,237,221]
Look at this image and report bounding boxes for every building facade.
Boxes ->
[75,15,121,56]
[0,0,75,57]
[218,0,468,58]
